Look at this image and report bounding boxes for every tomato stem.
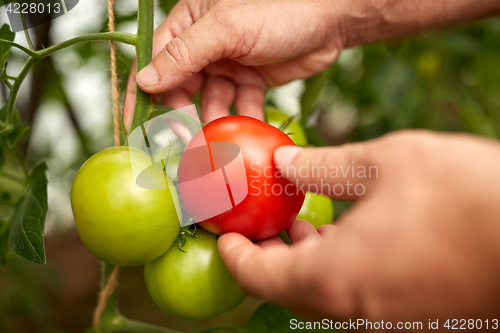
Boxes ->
[130,0,155,132]
[105,315,185,333]
[1,32,136,130]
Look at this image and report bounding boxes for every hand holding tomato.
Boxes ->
[178,115,305,240]
[219,131,500,322]
[122,0,499,128]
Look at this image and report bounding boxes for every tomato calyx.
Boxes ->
[278,115,296,131]
[275,114,299,140]
[176,224,199,253]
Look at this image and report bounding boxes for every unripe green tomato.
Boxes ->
[71,146,180,266]
[144,228,247,320]
[265,106,308,146]
[279,192,334,244]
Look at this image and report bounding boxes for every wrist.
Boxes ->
[334,0,500,48]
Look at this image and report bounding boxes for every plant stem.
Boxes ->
[0,32,136,59]
[3,80,12,90]
[37,32,137,58]
[300,66,334,125]
[5,57,39,127]
[20,13,35,51]
[0,39,38,57]
[105,316,185,333]
[2,32,137,126]
[101,262,118,311]
[131,0,155,131]
[97,262,184,333]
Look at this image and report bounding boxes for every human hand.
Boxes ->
[218,130,500,323]
[123,0,343,130]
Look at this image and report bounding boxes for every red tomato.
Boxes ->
[178,116,305,240]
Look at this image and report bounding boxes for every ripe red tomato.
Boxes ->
[177,116,305,240]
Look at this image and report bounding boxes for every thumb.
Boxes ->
[136,16,228,93]
[274,144,379,200]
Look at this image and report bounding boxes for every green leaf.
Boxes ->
[7,124,29,148]
[158,0,178,14]
[195,303,339,333]
[0,143,4,169]
[8,162,48,264]
[0,24,15,66]
[6,110,29,148]
[0,219,9,266]
[245,303,337,332]
[300,66,334,125]
[84,329,100,333]
[0,105,29,144]
[0,106,15,136]
[0,61,8,83]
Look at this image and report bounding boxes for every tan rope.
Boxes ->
[92,265,120,329]
[92,0,121,329]
[108,0,121,147]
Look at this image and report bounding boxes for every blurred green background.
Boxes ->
[1,0,499,331]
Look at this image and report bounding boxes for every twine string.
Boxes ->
[92,0,121,329]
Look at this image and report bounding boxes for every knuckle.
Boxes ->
[164,36,192,70]
[375,129,439,159]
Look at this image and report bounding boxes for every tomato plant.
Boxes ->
[178,116,306,240]
[144,228,247,319]
[279,192,334,244]
[265,106,308,146]
[71,146,180,266]
[0,1,334,331]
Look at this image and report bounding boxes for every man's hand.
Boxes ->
[123,0,500,131]
[123,0,343,129]
[218,130,500,322]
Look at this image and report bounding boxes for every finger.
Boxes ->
[273,144,379,200]
[219,231,359,317]
[256,236,287,249]
[235,85,265,120]
[318,224,337,236]
[161,73,203,109]
[287,219,321,243]
[257,45,341,87]
[123,58,137,134]
[204,60,266,90]
[151,0,214,56]
[203,61,266,120]
[137,15,229,93]
[200,76,235,123]
[218,233,296,302]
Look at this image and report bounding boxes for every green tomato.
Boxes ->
[144,228,247,320]
[279,192,334,244]
[265,106,308,146]
[297,192,334,228]
[71,146,180,266]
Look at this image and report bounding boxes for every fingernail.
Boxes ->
[274,146,302,167]
[137,65,159,88]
